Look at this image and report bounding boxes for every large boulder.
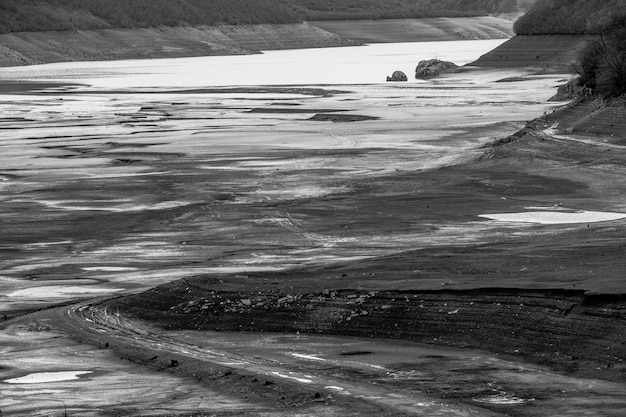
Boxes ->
[415,59,458,79]
[386,70,408,82]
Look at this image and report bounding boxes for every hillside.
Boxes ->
[474,0,626,84]
[514,0,626,34]
[310,16,514,43]
[0,0,534,34]
[470,34,591,72]
[0,24,359,67]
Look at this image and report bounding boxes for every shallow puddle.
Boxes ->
[479,210,626,224]
[473,394,533,405]
[7,286,123,299]
[4,371,93,384]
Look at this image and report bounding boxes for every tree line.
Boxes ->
[0,0,533,34]
[514,0,626,35]
[577,15,626,97]
[514,0,626,97]
[0,0,300,33]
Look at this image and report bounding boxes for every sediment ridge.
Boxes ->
[111,284,626,382]
[0,23,358,67]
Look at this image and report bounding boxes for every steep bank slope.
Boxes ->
[0,23,357,67]
[514,0,626,35]
[309,16,513,43]
[470,34,591,72]
[0,17,517,67]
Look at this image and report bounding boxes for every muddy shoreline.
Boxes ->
[103,94,626,393]
[111,286,626,381]
[2,59,626,414]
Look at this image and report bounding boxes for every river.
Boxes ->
[0,39,507,88]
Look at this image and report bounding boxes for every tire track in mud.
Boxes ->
[44,301,504,417]
[258,209,358,251]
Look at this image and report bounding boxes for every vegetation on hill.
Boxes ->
[514,0,626,35]
[0,0,533,34]
[0,0,300,33]
[286,0,533,21]
[513,0,626,97]
[577,16,626,97]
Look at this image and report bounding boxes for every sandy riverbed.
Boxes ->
[2,37,626,416]
[0,65,566,313]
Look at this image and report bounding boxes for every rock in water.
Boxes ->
[386,70,408,82]
[415,59,458,79]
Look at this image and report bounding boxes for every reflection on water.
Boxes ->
[0,40,507,88]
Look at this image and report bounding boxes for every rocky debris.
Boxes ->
[415,59,459,79]
[481,118,549,150]
[113,285,626,381]
[386,71,408,82]
[166,289,382,324]
[549,79,593,101]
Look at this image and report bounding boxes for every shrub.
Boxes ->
[514,0,626,35]
[0,0,534,34]
[576,15,626,96]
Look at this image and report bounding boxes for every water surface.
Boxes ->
[0,40,507,88]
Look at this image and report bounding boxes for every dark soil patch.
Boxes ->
[308,113,378,122]
[0,82,76,93]
[340,351,374,356]
[248,108,346,114]
[109,283,626,382]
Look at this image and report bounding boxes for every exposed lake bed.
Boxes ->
[2,39,626,416]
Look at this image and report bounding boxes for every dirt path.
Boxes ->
[42,301,503,416]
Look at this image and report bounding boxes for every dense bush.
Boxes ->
[0,0,534,34]
[514,0,626,35]
[428,0,535,15]
[576,16,626,97]
[517,0,626,96]
[0,0,301,33]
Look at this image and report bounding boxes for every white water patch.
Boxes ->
[479,210,626,225]
[238,253,368,266]
[473,394,533,405]
[254,186,342,200]
[22,240,73,248]
[191,266,284,274]
[4,371,93,384]
[290,353,328,362]
[84,171,171,179]
[270,372,314,384]
[82,266,140,272]
[7,286,123,299]
[38,199,191,212]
